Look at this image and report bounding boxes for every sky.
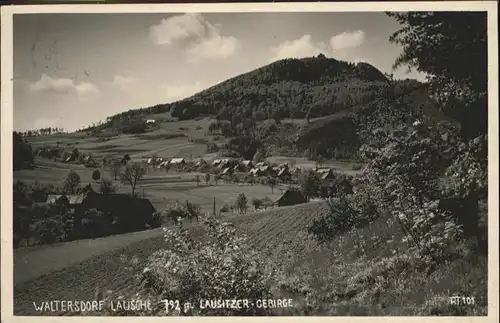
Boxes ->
[12,12,426,132]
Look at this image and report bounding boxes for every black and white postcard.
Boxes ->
[1,2,498,321]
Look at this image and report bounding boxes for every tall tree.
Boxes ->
[62,170,81,194]
[120,162,146,195]
[109,162,122,180]
[387,11,488,246]
[387,11,487,141]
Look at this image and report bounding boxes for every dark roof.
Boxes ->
[277,189,307,204]
[46,194,85,205]
[81,193,157,216]
[277,168,290,177]
[321,172,335,180]
[46,195,66,204]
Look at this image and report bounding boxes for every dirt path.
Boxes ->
[12,219,213,316]
[14,233,166,316]
[14,228,165,286]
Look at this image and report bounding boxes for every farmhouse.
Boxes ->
[276,189,307,207]
[195,159,208,167]
[248,168,263,177]
[320,174,354,198]
[76,192,157,233]
[316,168,333,176]
[157,160,169,168]
[169,158,186,166]
[233,160,253,172]
[259,165,276,177]
[46,194,86,210]
[218,158,231,169]
[47,191,157,235]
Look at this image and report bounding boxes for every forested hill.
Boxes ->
[108,54,424,124]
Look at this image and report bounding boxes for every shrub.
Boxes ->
[308,197,358,243]
[252,197,263,210]
[235,193,248,214]
[138,216,277,316]
[30,215,66,244]
[92,170,101,182]
[261,196,273,209]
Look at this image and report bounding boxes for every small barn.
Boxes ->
[276,189,307,207]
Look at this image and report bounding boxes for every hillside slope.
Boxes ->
[106,56,423,125]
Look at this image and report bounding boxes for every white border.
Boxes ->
[1,2,498,323]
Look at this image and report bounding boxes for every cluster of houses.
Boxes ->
[63,152,98,168]
[146,155,353,201]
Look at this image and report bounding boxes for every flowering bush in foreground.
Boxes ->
[138,215,279,316]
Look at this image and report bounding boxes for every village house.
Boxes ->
[248,168,263,177]
[169,158,186,168]
[233,160,254,173]
[46,190,157,236]
[276,189,307,207]
[195,159,208,168]
[319,172,354,198]
[221,167,233,176]
[218,158,232,169]
[259,165,276,177]
[157,160,169,168]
